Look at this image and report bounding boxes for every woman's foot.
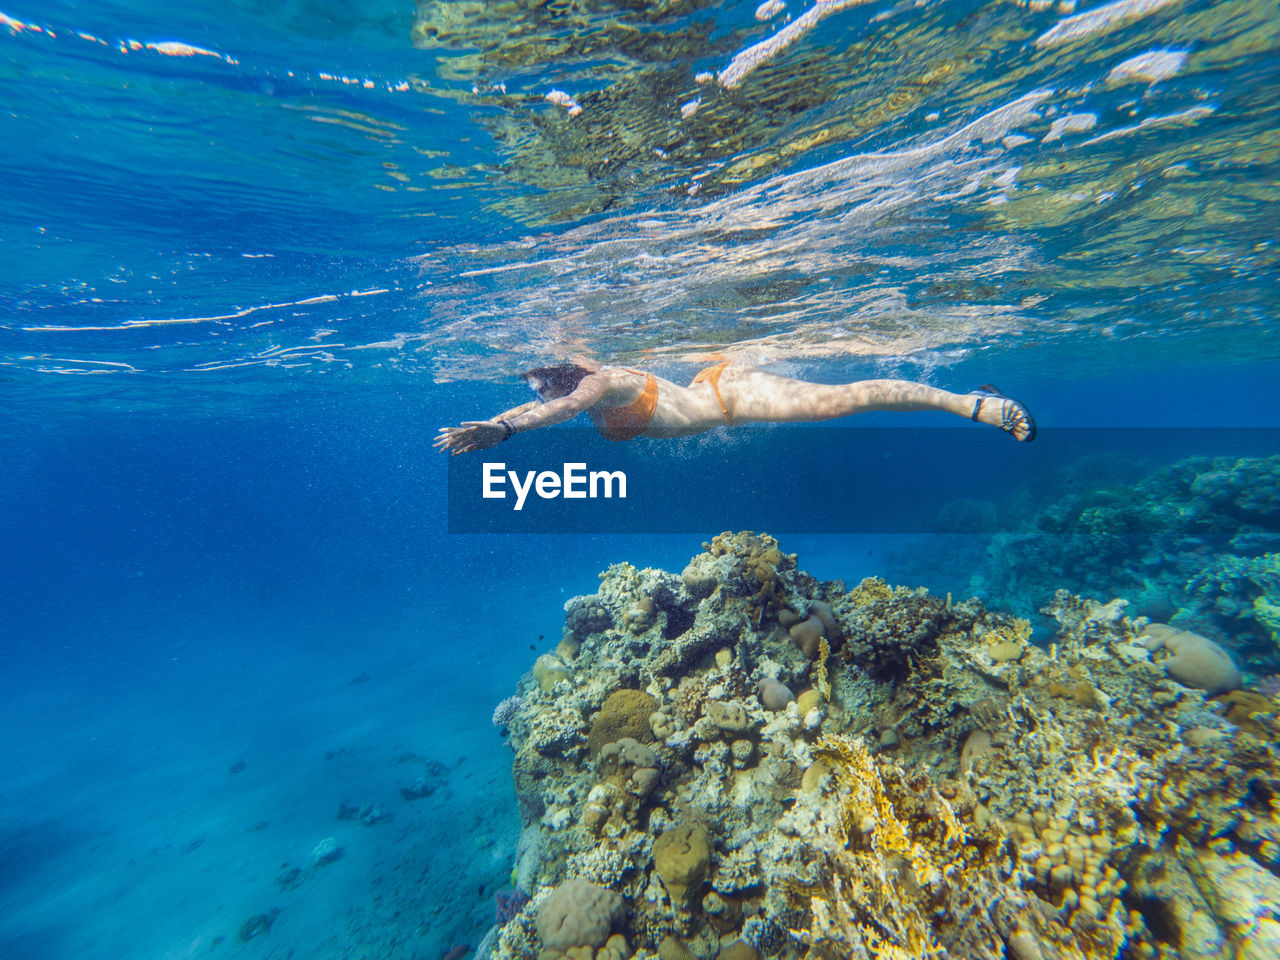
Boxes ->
[969,385,1036,442]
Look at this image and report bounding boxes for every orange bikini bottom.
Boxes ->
[691,361,733,425]
[595,363,732,441]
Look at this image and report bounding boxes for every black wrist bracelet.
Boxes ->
[498,419,514,440]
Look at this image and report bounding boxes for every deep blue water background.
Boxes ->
[2,0,1279,956]
[7,360,1276,957]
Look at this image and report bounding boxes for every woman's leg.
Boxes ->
[718,368,1035,440]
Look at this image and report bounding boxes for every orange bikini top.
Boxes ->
[593,371,658,442]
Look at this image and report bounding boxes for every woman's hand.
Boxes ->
[433,421,508,455]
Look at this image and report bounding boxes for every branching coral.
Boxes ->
[982,615,1032,648]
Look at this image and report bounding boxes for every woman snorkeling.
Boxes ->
[434,360,1035,454]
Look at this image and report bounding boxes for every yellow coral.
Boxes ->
[847,576,893,606]
[797,735,987,958]
[815,735,922,871]
[863,922,941,960]
[799,873,943,959]
[815,636,831,701]
[982,616,1033,648]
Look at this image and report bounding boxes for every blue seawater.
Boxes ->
[1,0,1277,957]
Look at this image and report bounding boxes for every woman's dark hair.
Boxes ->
[523,363,594,397]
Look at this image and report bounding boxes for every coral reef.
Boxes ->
[481,533,1280,960]
[887,453,1280,670]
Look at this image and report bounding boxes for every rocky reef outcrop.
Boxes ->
[480,532,1280,960]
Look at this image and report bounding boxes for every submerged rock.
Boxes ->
[236,908,281,943]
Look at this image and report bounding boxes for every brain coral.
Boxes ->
[1140,623,1242,695]
[588,689,659,755]
[757,677,794,712]
[535,878,625,951]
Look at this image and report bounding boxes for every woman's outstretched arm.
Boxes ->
[492,399,542,421]
[434,377,606,454]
